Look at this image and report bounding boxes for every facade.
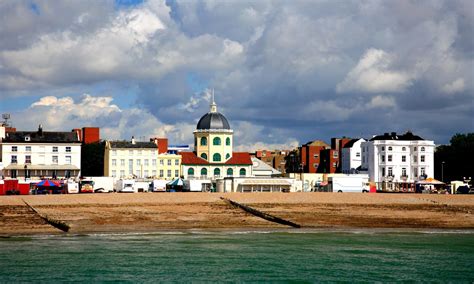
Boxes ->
[341,138,366,174]
[361,132,435,183]
[1,125,81,179]
[253,149,288,175]
[104,138,182,180]
[181,97,252,180]
[299,140,330,173]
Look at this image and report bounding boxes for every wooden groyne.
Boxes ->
[22,200,70,232]
[220,197,301,228]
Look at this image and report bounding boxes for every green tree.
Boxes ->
[434,133,474,183]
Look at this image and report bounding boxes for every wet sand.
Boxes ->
[1,192,473,235]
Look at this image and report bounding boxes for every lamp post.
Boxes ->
[441,161,445,183]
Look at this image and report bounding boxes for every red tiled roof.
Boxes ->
[180,152,208,165]
[225,152,252,165]
[179,152,252,165]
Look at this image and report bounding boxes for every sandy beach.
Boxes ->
[1,192,473,235]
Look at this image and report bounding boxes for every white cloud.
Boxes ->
[368,95,396,108]
[442,78,465,94]
[336,48,413,94]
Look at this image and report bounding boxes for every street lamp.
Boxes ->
[441,161,445,182]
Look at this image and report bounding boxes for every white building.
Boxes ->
[104,138,181,180]
[341,138,366,174]
[361,132,434,183]
[1,125,81,179]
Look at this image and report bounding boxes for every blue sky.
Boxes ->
[0,0,472,150]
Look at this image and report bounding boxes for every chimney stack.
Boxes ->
[131,136,136,145]
[38,124,43,136]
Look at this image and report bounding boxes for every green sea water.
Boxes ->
[0,229,473,282]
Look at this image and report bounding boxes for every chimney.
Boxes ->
[38,124,43,136]
[131,136,136,145]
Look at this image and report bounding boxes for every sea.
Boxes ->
[1,229,473,282]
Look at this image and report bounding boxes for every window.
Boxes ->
[152,170,156,177]
[201,153,208,160]
[402,168,407,177]
[144,170,149,177]
[66,146,71,153]
[129,150,133,155]
[227,168,233,176]
[167,170,171,177]
[382,167,386,177]
[138,150,142,155]
[333,162,337,168]
[402,147,406,151]
[52,156,58,164]
[313,163,318,169]
[421,147,425,152]
[314,154,319,158]
[167,159,171,166]
[136,170,140,177]
[414,168,418,177]
[388,167,393,177]
[112,170,116,177]
[160,159,164,165]
[65,156,71,164]
[136,159,141,166]
[112,159,117,166]
[112,150,117,156]
[402,156,406,162]
[11,155,17,164]
[188,168,195,176]
[144,159,149,166]
[421,155,425,162]
[201,168,207,176]
[200,137,207,146]
[381,146,384,151]
[121,159,125,166]
[160,170,164,177]
[214,168,220,176]
[53,146,58,153]
[213,137,221,145]
[12,146,17,152]
[226,137,231,146]
[414,147,417,151]
[175,170,179,177]
[356,152,360,157]
[128,159,133,166]
[413,156,417,163]
[213,153,221,162]
[381,155,385,162]
[11,170,17,179]
[388,146,392,151]
[333,152,338,158]
[421,168,426,176]
[25,155,31,164]
[175,159,179,165]
[152,159,156,166]
[226,153,230,159]
[239,168,246,177]
[26,146,31,152]
[388,155,392,162]
[120,170,125,177]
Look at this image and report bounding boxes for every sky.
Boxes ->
[0,0,472,151]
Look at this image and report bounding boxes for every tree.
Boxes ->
[434,133,474,183]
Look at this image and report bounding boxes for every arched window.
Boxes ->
[201,153,207,160]
[239,168,246,176]
[200,137,207,146]
[188,168,194,176]
[227,168,233,176]
[213,153,221,162]
[213,137,221,145]
[226,137,231,146]
[225,153,230,159]
[402,147,406,151]
[200,168,207,176]
[214,168,220,176]
[421,147,425,152]
[388,146,392,151]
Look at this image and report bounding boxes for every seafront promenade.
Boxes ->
[1,193,473,235]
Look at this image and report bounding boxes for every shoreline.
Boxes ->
[1,192,473,236]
